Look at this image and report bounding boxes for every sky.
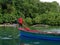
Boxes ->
[40,0,60,5]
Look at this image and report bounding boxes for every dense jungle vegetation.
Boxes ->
[0,0,60,26]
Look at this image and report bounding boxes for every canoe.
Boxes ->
[19,28,60,41]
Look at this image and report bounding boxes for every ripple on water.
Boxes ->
[0,37,12,40]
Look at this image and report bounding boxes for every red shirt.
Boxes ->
[18,18,23,24]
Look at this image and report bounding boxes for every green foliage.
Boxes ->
[0,0,60,26]
[25,17,32,25]
[33,15,42,24]
[0,13,3,23]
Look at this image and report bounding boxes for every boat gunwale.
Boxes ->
[18,28,60,35]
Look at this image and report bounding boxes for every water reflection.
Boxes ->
[0,37,60,45]
[20,36,60,45]
[0,39,20,45]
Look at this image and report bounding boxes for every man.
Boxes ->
[18,17,30,31]
[18,17,23,26]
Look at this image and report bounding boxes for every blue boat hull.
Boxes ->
[20,30,60,41]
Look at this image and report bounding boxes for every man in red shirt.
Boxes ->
[18,17,30,31]
[18,18,23,25]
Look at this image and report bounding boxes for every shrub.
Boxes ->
[25,17,32,25]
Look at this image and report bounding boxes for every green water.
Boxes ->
[0,26,19,39]
[0,26,60,45]
[0,39,20,45]
[0,38,60,45]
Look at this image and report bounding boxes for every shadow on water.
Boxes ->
[20,36,60,45]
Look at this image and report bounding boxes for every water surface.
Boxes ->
[0,39,20,45]
[20,37,60,45]
[0,26,60,45]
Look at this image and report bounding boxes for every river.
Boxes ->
[0,26,60,45]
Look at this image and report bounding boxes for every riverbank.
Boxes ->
[0,24,18,27]
[0,24,59,28]
[32,24,49,28]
